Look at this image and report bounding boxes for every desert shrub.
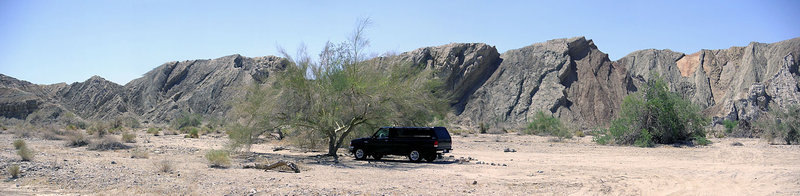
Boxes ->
[597,75,708,146]
[723,120,738,134]
[65,131,89,147]
[163,129,178,135]
[41,126,65,140]
[7,164,20,179]
[634,129,654,147]
[130,148,149,159]
[172,112,202,130]
[13,139,25,150]
[87,122,109,137]
[575,130,586,137]
[122,132,136,143]
[693,135,712,146]
[155,160,173,173]
[184,127,199,138]
[731,141,744,146]
[524,111,572,139]
[88,137,130,151]
[479,123,488,134]
[756,105,799,145]
[17,145,34,161]
[146,127,161,136]
[205,149,231,168]
[226,123,266,152]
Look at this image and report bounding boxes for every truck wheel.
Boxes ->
[408,150,422,162]
[425,153,437,162]
[354,148,366,160]
[373,154,383,160]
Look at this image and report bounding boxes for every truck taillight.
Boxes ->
[434,140,438,148]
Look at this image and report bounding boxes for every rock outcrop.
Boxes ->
[455,37,629,128]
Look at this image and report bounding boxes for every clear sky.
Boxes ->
[1,0,798,85]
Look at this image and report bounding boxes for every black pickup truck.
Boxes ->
[349,127,452,162]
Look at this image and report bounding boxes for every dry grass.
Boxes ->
[13,139,25,150]
[17,145,34,161]
[65,131,89,147]
[155,159,174,173]
[87,137,130,151]
[130,148,149,159]
[7,164,20,179]
[122,132,136,143]
[205,149,231,168]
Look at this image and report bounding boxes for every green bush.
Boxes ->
[757,105,799,145]
[694,135,712,146]
[7,164,20,179]
[172,112,202,130]
[184,127,199,138]
[723,120,738,134]
[597,75,708,146]
[122,132,136,143]
[525,111,572,139]
[13,139,25,150]
[205,149,231,168]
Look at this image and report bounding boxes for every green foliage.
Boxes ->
[634,129,654,147]
[172,112,202,130]
[122,132,136,143]
[13,139,25,150]
[723,120,738,134]
[757,104,800,145]
[575,130,585,137]
[598,75,708,146]
[184,127,199,138]
[525,111,572,139]
[479,123,488,134]
[8,164,20,179]
[693,135,712,146]
[205,149,231,168]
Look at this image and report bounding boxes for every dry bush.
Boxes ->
[13,139,25,150]
[65,131,89,147]
[41,126,65,140]
[155,160,173,173]
[17,146,34,161]
[146,127,161,136]
[130,148,149,159]
[122,132,136,143]
[205,149,231,168]
[7,164,20,179]
[87,137,130,151]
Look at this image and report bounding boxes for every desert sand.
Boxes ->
[1,131,799,195]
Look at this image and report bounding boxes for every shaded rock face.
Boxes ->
[373,43,502,113]
[0,55,288,124]
[455,37,629,128]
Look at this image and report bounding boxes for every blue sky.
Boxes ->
[1,0,798,85]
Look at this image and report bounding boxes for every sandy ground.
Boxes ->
[0,130,799,195]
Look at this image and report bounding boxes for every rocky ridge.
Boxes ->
[1,37,798,131]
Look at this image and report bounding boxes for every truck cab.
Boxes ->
[349,127,452,162]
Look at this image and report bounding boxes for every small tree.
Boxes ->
[231,18,447,161]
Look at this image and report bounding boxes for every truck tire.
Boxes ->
[408,150,422,162]
[425,153,437,162]
[354,148,366,160]
[373,154,383,160]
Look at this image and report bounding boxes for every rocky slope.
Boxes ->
[0,37,797,131]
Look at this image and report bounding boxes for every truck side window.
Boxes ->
[375,128,389,139]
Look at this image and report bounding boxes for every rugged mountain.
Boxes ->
[1,37,797,131]
[125,54,287,123]
[0,55,288,125]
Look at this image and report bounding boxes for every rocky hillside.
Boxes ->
[1,37,797,130]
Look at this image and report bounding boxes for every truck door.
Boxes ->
[371,128,391,154]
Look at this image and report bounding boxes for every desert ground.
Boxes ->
[1,130,799,195]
